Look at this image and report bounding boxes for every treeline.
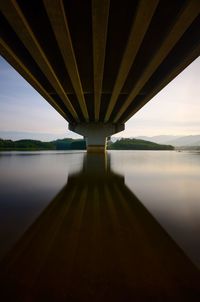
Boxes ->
[108,138,174,150]
[0,138,174,151]
[0,138,86,150]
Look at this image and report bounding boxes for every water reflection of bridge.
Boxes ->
[0,154,199,301]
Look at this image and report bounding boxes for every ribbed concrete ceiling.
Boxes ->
[1,0,200,125]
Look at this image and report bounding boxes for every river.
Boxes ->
[0,150,200,300]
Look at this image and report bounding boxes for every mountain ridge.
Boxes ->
[126,135,200,147]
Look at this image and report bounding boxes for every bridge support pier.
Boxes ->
[69,123,124,152]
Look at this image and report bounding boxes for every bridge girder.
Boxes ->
[0,0,200,150]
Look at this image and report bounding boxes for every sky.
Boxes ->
[0,55,199,141]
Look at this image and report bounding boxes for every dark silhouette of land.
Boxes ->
[0,138,86,150]
[108,138,174,150]
[0,138,174,151]
[0,154,199,301]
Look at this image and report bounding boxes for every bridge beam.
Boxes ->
[69,123,124,152]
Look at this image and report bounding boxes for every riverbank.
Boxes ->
[0,138,174,151]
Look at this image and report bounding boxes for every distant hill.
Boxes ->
[0,138,174,151]
[168,135,200,147]
[0,138,86,151]
[108,138,174,150]
[136,135,200,147]
[136,135,180,144]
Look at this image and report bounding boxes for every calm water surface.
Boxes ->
[111,151,200,268]
[0,150,200,301]
[0,151,84,258]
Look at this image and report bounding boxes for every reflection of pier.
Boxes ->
[0,154,200,301]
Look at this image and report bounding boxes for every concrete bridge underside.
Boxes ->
[0,0,200,151]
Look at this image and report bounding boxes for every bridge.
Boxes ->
[1,0,200,151]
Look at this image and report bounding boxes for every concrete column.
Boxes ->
[69,123,124,152]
